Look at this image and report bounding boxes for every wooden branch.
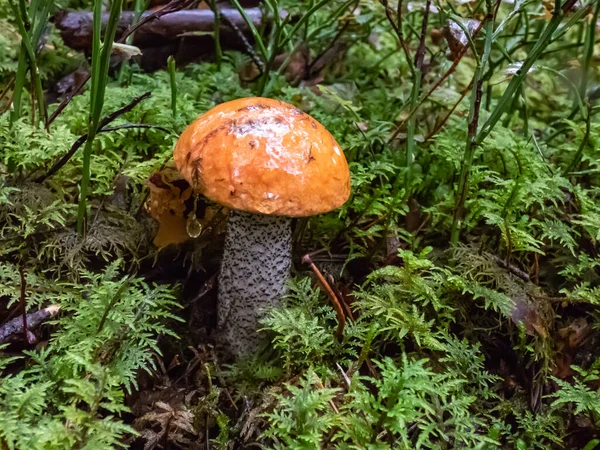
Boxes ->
[52,7,265,51]
[0,305,61,344]
[491,254,531,282]
[219,6,263,70]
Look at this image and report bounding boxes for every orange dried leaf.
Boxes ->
[146,165,193,248]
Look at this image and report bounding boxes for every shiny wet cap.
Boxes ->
[173,97,351,217]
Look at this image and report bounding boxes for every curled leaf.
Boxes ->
[145,165,224,247]
[146,165,193,248]
[441,18,480,60]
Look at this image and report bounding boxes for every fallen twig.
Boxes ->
[530,294,580,304]
[53,5,261,52]
[0,305,61,344]
[491,254,530,282]
[36,92,153,182]
[219,7,264,71]
[302,253,346,339]
[327,273,355,322]
[380,0,412,69]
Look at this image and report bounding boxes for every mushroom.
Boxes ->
[173,97,350,357]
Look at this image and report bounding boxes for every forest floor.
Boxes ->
[1,0,600,449]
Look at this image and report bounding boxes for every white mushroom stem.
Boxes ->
[217,210,292,357]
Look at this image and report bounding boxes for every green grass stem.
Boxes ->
[76,0,124,235]
[167,55,177,118]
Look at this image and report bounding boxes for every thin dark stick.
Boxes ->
[308,14,352,75]
[45,77,88,126]
[122,0,196,41]
[36,92,152,182]
[389,19,485,143]
[491,254,530,282]
[380,0,411,66]
[46,0,193,127]
[327,273,355,322]
[566,109,591,173]
[423,78,474,143]
[0,305,61,344]
[0,76,15,107]
[413,0,431,70]
[530,294,579,304]
[220,8,264,71]
[184,273,217,307]
[562,0,578,13]
[451,77,484,234]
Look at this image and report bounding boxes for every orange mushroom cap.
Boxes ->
[173,97,351,217]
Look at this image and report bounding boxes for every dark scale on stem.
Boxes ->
[191,158,204,191]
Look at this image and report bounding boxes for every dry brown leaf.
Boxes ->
[136,401,197,450]
[510,295,547,338]
[441,18,480,60]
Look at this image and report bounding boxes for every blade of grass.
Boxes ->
[475,0,579,146]
[10,49,28,126]
[565,107,591,173]
[578,1,599,99]
[76,0,124,235]
[207,0,223,70]
[492,0,534,40]
[257,0,292,95]
[118,0,148,83]
[47,0,193,128]
[37,92,153,183]
[388,17,486,143]
[229,0,268,60]
[450,0,495,245]
[10,0,39,125]
[278,0,331,48]
[8,0,49,126]
[405,0,431,193]
[551,0,591,41]
[451,0,581,243]
[167,55,177,118]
